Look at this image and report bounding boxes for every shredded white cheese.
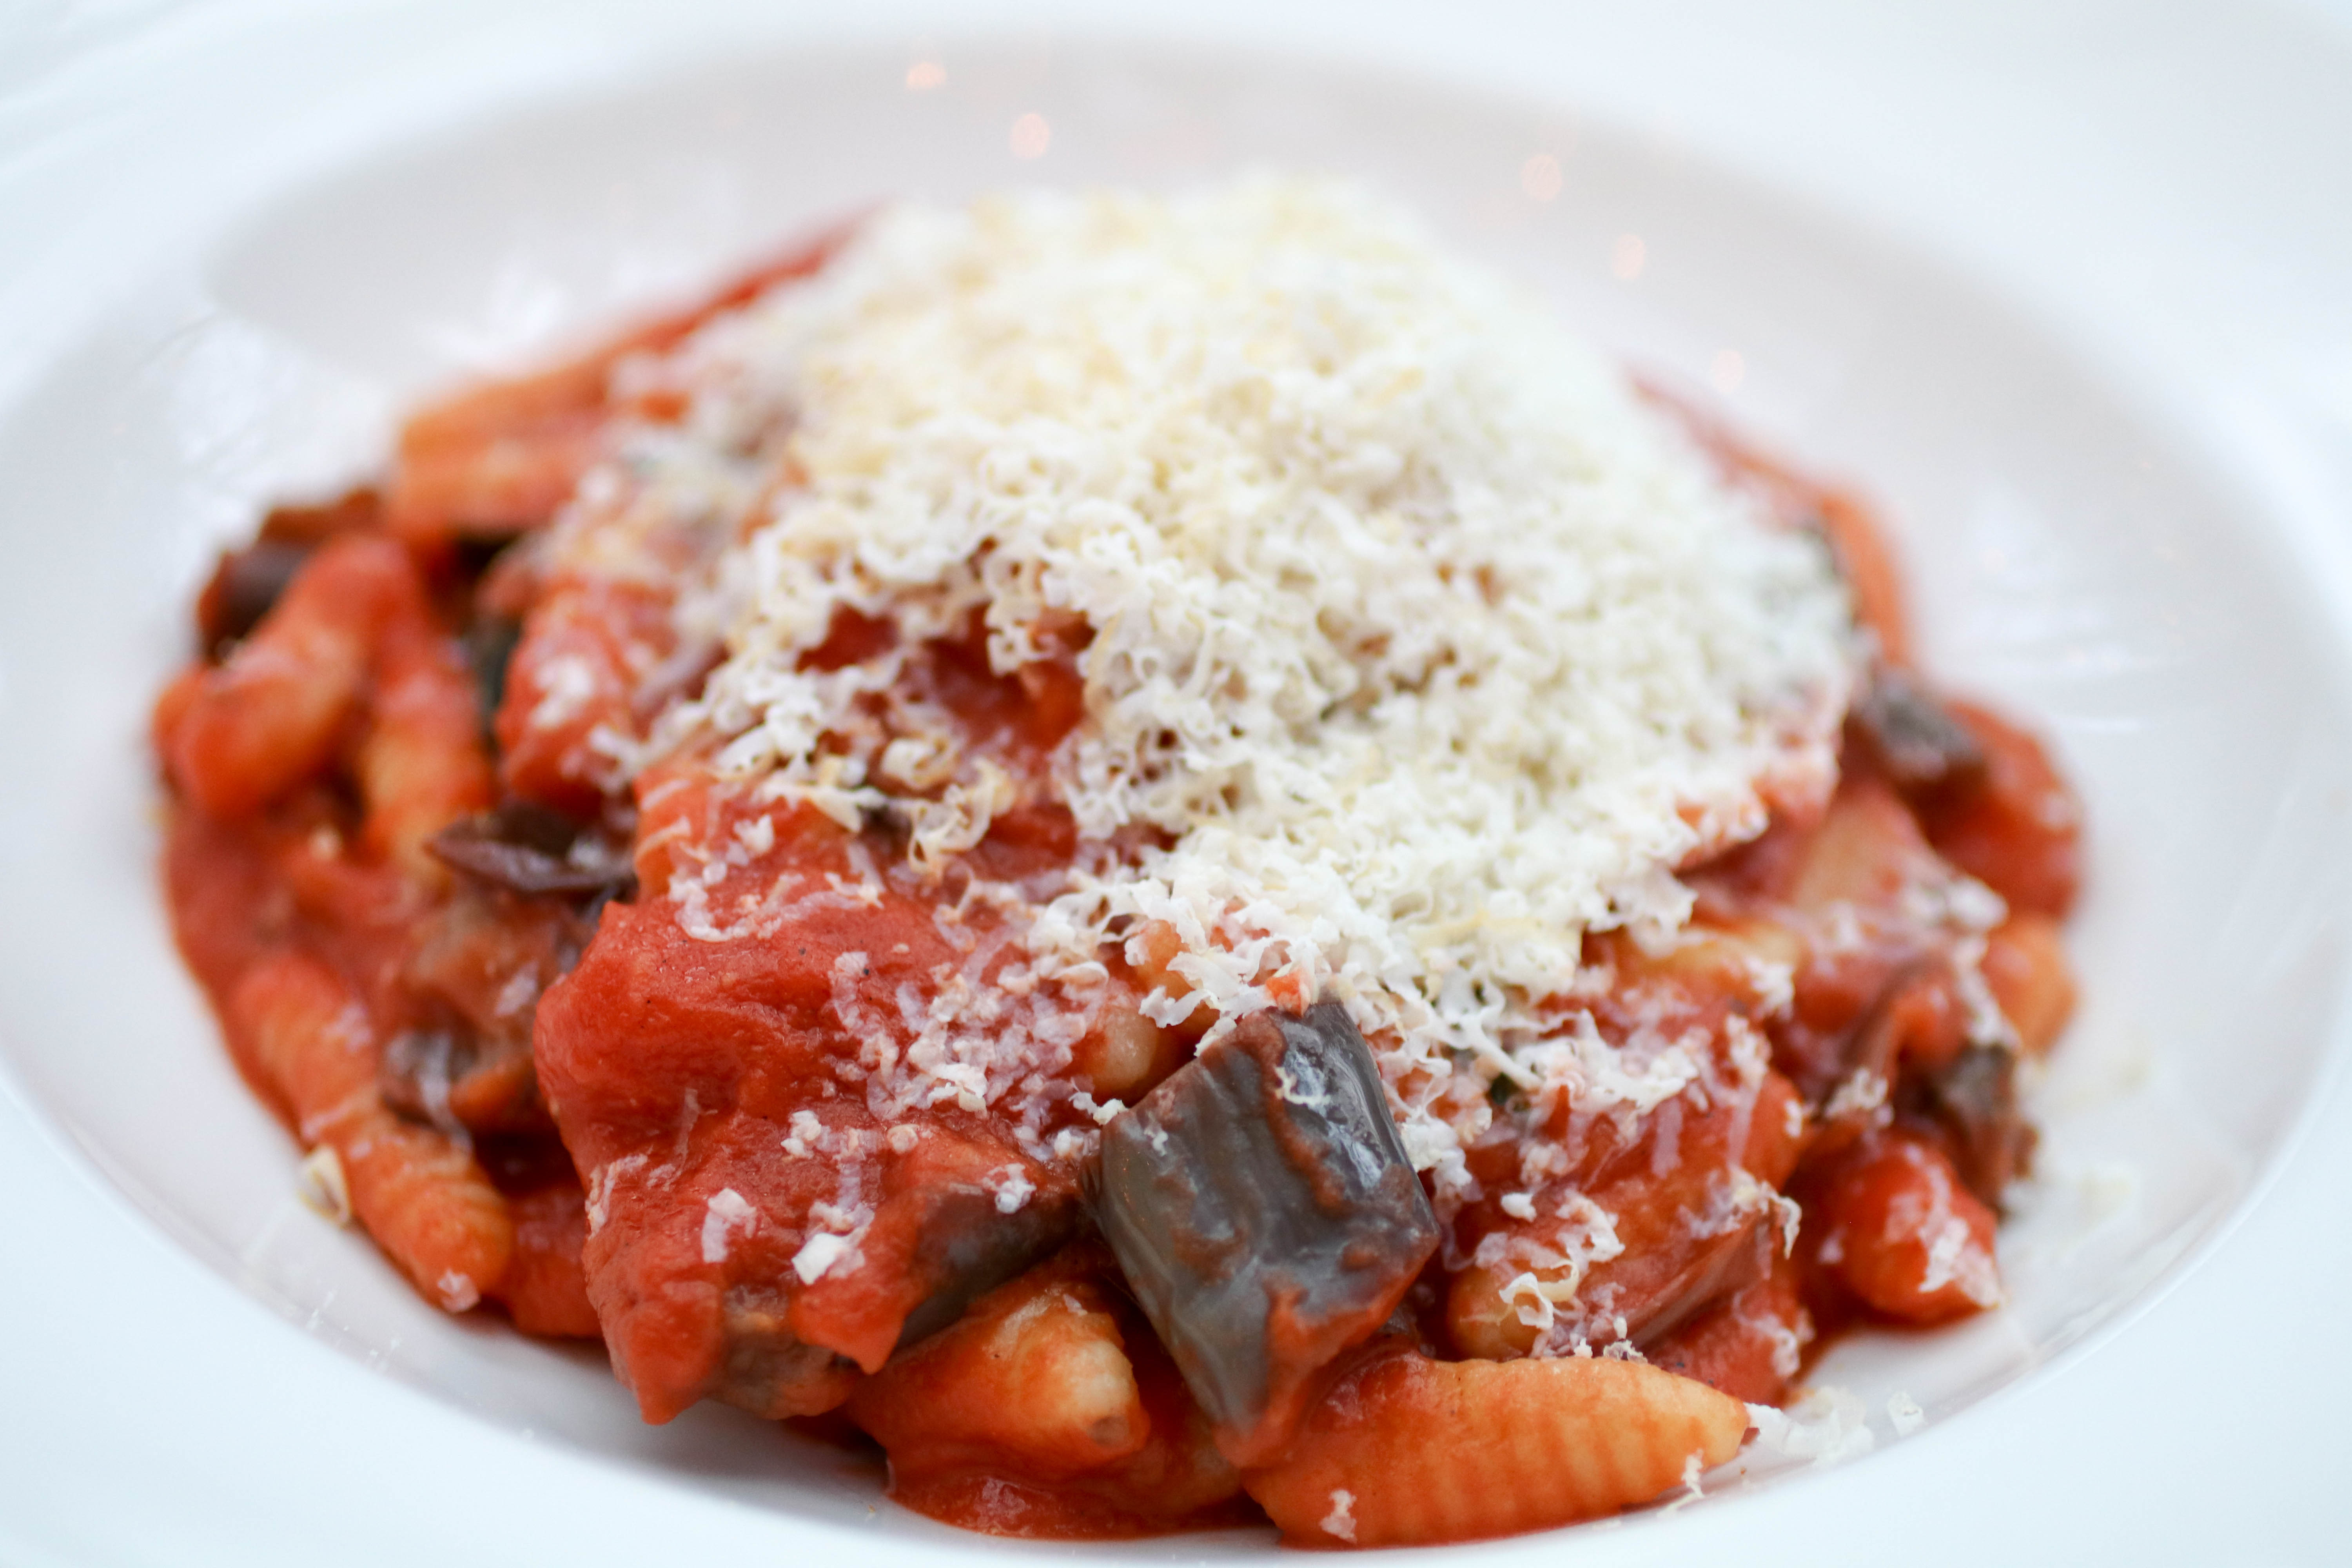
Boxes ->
[435,1269,481,1312]
[1662,1449,1708,1513]
[791,1231,856,1284]
[701,1186,759,1263]
[1745,1387,1877,1469]
[983,1163,1037,1215]
[293,1145,352,1227]
[626,176,1853,1172]
[1821,1068,1891,1123]
[1920,1212,2003,1308]
[1320,1488,1358,1543]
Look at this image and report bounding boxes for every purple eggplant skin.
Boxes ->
[1897,1042,2036,1212]
[196,541,313,659]
[428,800,635,899]
[1093,1000,1440,1464]
[1851,663,1987,793]
[892,1182,1080,1350]
[463,614,523,741]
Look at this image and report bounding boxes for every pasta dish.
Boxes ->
[154,178,2081,1544]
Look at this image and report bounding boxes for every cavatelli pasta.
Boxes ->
[231,951,513,1310]
[165,535,412,816]
[156,180,2086,1548]
[1242,1346,1751,1546]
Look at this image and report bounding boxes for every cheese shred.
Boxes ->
[634,176,1855,1186]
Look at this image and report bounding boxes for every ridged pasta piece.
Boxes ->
[354,589,496,878]
[1243,1345,1749,1546]
[493,577,676,815]
[1448,1061,1798,1361]
[846,1254,1247,1538]
[1811,1130,2000,1325]
[496,1179,603,1339]
[390,409,608,540]
[1646,1256,1813,1405]
[342,1117,518,1312]
[164,535,414,817]
[1981,911,2076,1057]
[1759,772,1978,1100]
[231,950,513,1312]
[1813,490,1913,668]
[385,228,849,542]
[848,1258,1148,1483]
[1788,771,1952,914]
[1913,700,2083,918]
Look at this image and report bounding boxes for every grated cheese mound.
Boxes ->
[642,177,1855,1178]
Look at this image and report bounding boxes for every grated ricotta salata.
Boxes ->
[622,176,1857,1187]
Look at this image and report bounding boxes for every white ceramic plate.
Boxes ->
[5,4,2352,1564]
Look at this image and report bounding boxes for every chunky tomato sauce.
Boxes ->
[155,227,2084,1546]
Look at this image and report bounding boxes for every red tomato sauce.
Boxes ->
[153,231,2088,1545]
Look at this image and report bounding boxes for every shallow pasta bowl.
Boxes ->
[3,4,2351,1564]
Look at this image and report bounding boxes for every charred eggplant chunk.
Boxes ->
[195,541,314,659]
[1851,664,1986,793]
[715,1286,861,1419]
[428,800,635,899]
[463,613,523,738]
[1094,1001,1439,1465]
[893,1181,1082,1351]
[1900,1042,2036,1209]
[193,489,386,656]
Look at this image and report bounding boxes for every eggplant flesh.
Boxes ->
[1095,1001,1439,1462]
